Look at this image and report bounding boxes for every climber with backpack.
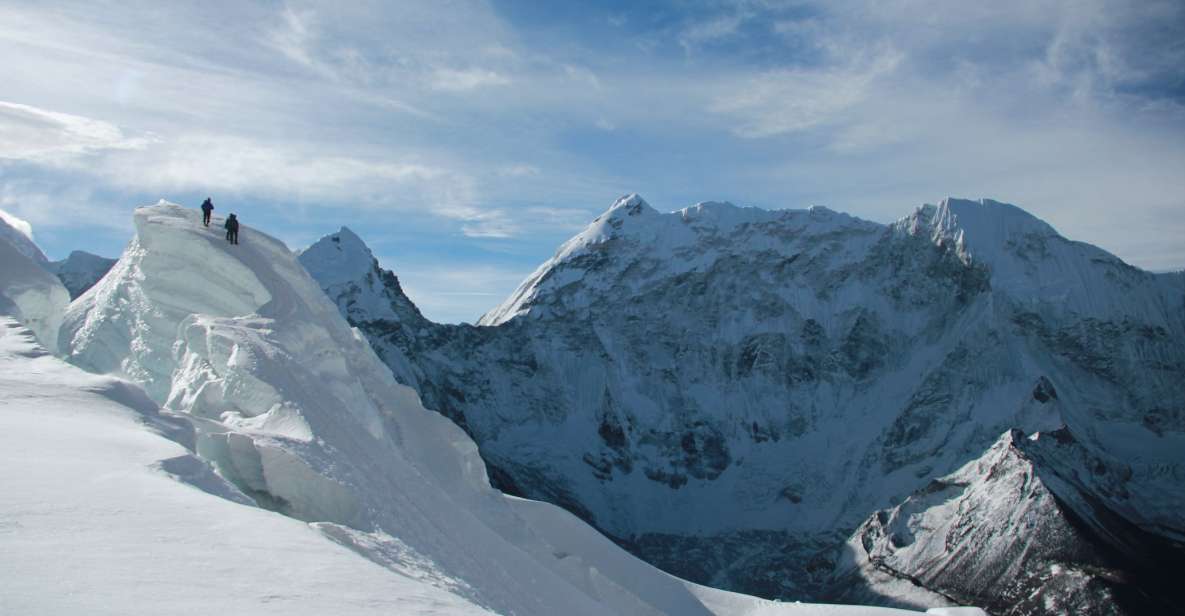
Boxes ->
[225,213,240,245]
[200,198,214,227]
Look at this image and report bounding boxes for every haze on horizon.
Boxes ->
[2,0,1183,323]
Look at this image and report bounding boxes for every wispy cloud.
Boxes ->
[0,180,134,240]
[0,101,153,162]
[429,67,511,92]
[498,164,541,178]
[709,50,903,138]
[1,0,1183,319]
[679,14,745,54]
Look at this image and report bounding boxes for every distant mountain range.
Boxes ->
[301,195,1185,615]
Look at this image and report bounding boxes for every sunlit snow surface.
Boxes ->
[0,204,957,614]
[0,209,68,350]
[0,317,495,616]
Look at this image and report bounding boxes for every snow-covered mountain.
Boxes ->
[2,203,941,615]
[46,250,117,299]
[830,428,1181,614]
[303,195,1185,614]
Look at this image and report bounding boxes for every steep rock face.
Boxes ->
[304,195,1185,609]
[831,428,1183,615]
[47,250,117,299]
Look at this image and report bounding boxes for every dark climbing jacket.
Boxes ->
[201,199,214,213]
[225,215,239,231]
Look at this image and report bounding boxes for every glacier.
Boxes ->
[302,194,1185,614]
[1,203,950,615]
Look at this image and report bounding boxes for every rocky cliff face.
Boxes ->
[302,195,1185,613]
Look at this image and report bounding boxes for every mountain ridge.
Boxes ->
[302,194,1185,614]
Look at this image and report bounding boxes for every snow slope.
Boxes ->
[303,194,1184,613]
[3,201,931,616]
[0,316,497,616]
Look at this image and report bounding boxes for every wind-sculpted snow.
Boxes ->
[49,201,915,615]
[0,209,69,351]
[0,208,46,265]
[305,194,1185,614]
[0,315,499,616]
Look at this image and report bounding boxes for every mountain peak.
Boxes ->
[298,226,430,344]
[300,227,379,288]
[47,250,117,300]
[606,193,653,215]
[900,197,1058,249]
[333,225,365,245]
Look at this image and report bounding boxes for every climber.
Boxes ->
[225,213,239,245]
[200,198,214,227]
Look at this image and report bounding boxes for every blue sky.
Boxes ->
[2,0,1183,322]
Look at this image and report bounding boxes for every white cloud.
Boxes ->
[522,206,596,231]
[0,101,153,162]
[0,0,1181,276]
[498,164,541,177]
[0,181,133,235]
[98,133,453,198]
[267,7,321,73]
[460,220,519,239]
[709,50,903,138]
[827,121,908,153]
[429,67,511,92]
[563,65,602,90]
[679,14,744,53]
